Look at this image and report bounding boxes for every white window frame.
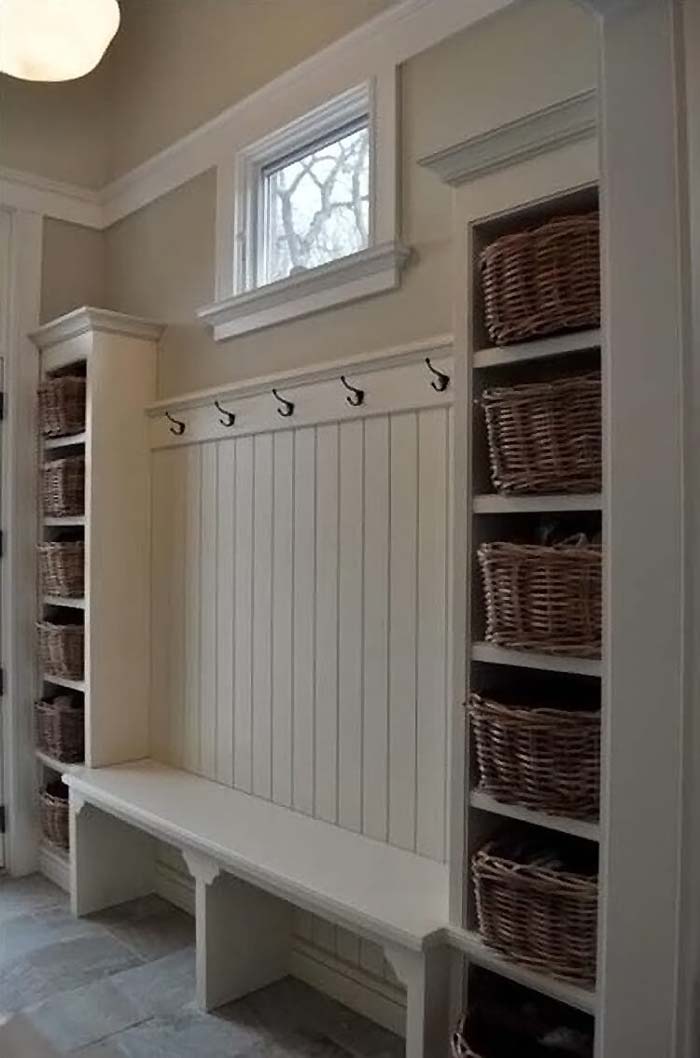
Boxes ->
[199,72,407,341]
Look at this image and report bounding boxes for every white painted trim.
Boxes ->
[0,0,514,231]
[38,842,71,893]
[418,89,598,186]
[0,167,103,230]
[199,240,410,340]
[2,208,43,877]
[30,306,165,350]
[147,333,453,414]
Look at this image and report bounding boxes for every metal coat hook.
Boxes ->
[426,357,450,393]
[273,388,294,418]
[214,400,236,428]
[340,375,364,408]
[165,411,186,436]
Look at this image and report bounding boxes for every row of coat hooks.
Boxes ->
[163,358,450,436]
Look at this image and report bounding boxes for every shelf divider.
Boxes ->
[473,328,601,369]
[469,789,599,842]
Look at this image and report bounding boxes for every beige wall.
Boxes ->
[103,0,597,399]
[41,220,107,323]
[106,0,399,180]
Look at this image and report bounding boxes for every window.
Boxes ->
[200,77,407,340]
[260,118,370,286]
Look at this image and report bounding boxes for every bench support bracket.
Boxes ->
[384,943,451,1058]
[183,849,294,1012]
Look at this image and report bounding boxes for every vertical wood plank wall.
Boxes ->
[150,405,451,862]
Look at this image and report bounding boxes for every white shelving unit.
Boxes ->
[32,308,161,872]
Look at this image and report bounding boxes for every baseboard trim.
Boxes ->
[38,842,70,893]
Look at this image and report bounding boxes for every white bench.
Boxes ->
[65,760,452,1057]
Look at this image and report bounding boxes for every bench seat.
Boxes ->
[65,760,452,1057]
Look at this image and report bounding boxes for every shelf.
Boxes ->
[471,642,601,677]
[42,596,85,610]
[43,516,86,527]
[43,432,86,450]
[473,493,602,514]
[35,749,82,774]
[473,328,601,369]
[42,673,85,692]
[469,790,599,842]
[446,927,596,1014]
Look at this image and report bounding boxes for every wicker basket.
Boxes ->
[478,540,601,657]
[38,620,84,680]
[40,781,70,849]
[38,376,86,438]
[472,839,598,985]
[451,1018,479,1058]
[39,541,85,598]
[35,695,84,763]
[469,694,600,820]
[42,457,85,517]
[479,212,600,345]
[482,373,601,495]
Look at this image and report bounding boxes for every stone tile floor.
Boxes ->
[0,874,404,1057]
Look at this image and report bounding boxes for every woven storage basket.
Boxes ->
[39,541,84,597]
[473,839,598,985]
[451,1018,480,1058]
[42,457,85,517]
[38,376,86,438]
[482,373,601,495]
[469,694,600,820]
[38,621,84,680]
[478,540,601,657]
[40,781,70,849]
[479,212,600,345]
[35,695,84,763]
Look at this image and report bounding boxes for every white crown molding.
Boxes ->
[30,306,164,349]
[147,332,453,415]
[2,0,516,231]
[0,166,103,229]
[198,241,411,341]
[418,89,598,186]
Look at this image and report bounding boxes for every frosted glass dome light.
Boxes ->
[0,0,120,82]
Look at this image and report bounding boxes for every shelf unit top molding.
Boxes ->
[31,307,165,350]
[418,89,598,187]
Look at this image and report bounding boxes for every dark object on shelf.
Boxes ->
[38,620,84,681]
[477,538,601,657]
[42,457,85,517]
[479,212,600,345]
[469,693,600,820]
[472,837,598,985]
[482,374,601,495]
[38,377,86,438]
[452,1014,592,1058]
[35,695,84,763]
[39,780,70,849]
[39,541,84,598]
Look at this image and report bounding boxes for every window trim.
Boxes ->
[203,71,405,341]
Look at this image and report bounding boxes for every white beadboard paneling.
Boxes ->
[252,434,274,799]
[200,444,218,780]
[362,417,390,843]
[150,375,451,861]
[338,420,364,833]
[272,432,294,808]
[314,424,340,824]
[293,428,316,815]
[183,446,202,775]
[216,442,235,786]
[388,413,418,851]
[234,436,254,792]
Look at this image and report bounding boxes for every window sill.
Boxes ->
[198,240,411,341]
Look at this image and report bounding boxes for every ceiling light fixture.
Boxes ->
[0,0,120,82]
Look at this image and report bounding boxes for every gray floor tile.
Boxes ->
[0,876,67,925]
[0,906,105,967]
[108,948,197,1019]
[89,896,194,961]
[104,1009,262,1058]
[25,978,147,1053]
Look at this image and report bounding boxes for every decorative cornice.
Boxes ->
[418,89,598,186]
[30,306,164,350]
[0,166,103,229]
[198,241,411,341]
